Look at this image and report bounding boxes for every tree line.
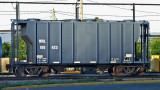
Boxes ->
[2,36,27,60]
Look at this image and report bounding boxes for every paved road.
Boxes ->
[19,83,160,90]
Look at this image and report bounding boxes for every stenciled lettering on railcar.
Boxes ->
[40,46,46,49]
[51,46,58,49]
[39,39,46,43]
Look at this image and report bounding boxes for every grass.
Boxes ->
[0,78,100,89]
[0,77,123,89]
[114,77,123,81]
[1,77,160,90]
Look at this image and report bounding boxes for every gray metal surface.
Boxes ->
[122,22,134,63]
[49,22,61,64]
[75,22,97,63]
[110,22,122,63]
[21,21,37,63]
[61,22,73,63]
[98,23,110,63]
[36,22,48,64]
[15,20,149,65]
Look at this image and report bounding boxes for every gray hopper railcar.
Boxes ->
[10,19,150,77]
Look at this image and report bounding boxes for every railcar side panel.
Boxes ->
[122,22,134,63]
[16,20,148,65]
[98,23,110,63]
[110,23,122,63]
[62,22,74,63]
[49,22,61,64]
[74,22,97,64]
[37,22,48,64]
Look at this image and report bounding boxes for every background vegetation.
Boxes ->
[150,38,160,55]
[2,36,27,60]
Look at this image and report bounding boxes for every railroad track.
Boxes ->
[0,74,160,81]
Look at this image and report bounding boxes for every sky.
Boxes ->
[0,0,160,42]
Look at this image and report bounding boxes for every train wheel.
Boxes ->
[108,66,116,76]
[108,65,124,76]
[115,65,124,76]
[52,69,58,74]
[15,66,26,77]
[137,66,146,76]
[38,67,51,77]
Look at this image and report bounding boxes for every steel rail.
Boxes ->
[1,74,160,81]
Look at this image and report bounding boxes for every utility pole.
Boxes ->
[16,2,20,20]
[75,0,80,19]
[133,3,136,61]
[52,8,55,20]
[16,2,20,62]
[133,3,135,22]
[80,0,83,20]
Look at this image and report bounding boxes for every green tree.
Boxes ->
[2,42,11,57]
[136,41,141,58]
[2,35,27,60]
[150,38,160,55]
[19,36,27,60]
[15,35,27,60]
